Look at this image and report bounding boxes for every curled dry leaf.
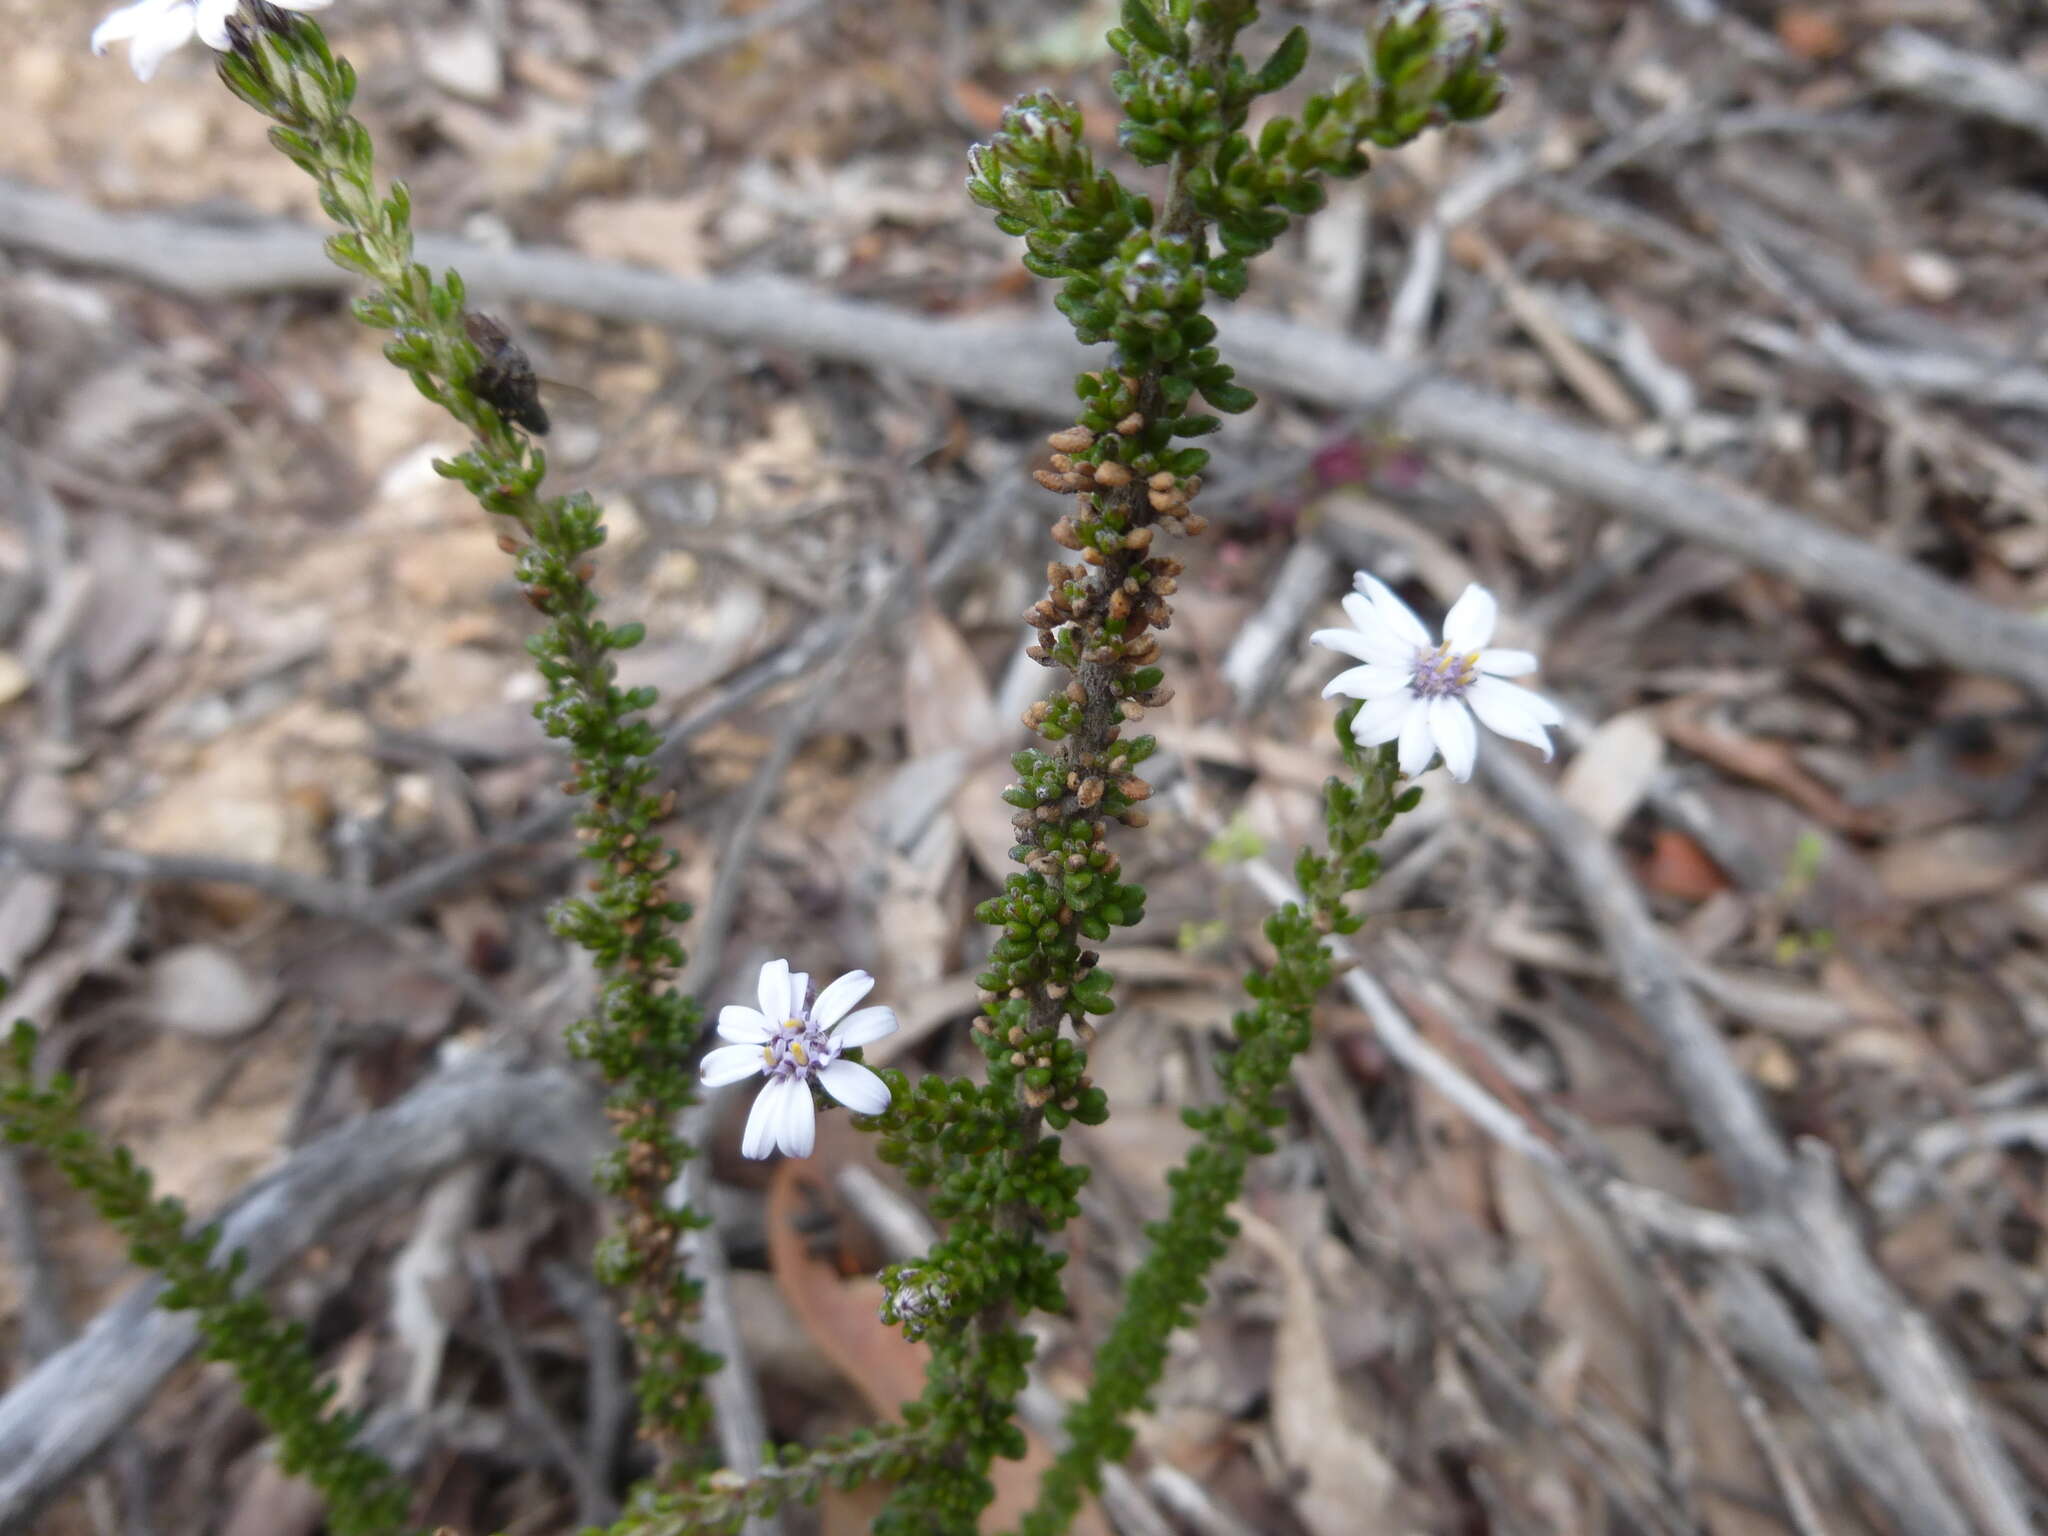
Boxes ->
[1658,697,1888,837]
[1235,1208,1404,1536]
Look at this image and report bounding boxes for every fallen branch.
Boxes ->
[1864,27,2048,147]
[0,1054,603,1529]
[1479,750,2034,1536]
[5,179,2048,700]
[678,1118,783,1536]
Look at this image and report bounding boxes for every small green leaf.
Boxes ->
[1119,0,1177,58]
[1201,379,1258,414]
[1253,26,1309,93]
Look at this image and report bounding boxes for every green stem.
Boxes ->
[0,1012,415,1536]
[1018,731,1414,1535]
[215,12,716,1460]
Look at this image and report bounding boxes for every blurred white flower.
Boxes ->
[1313,574,1559,782]
[91,0,332,82]
[701,959,898,1160]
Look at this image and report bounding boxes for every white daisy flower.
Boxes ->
[1312,574,1560,782]
[91,0,333,82]
[701,959,898,1160]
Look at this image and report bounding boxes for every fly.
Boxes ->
[463,311,552,436]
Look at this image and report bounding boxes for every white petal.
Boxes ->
[1336,592,1410,659]
[716,1005,771,1044]
[740,1080,785,1159]
[1354,573,1432,647]
[1309,627,1376,661]
[194,0,235,48]
[1441,585,1498,653]
[771,1077,816,1158]
[92,0,173,50]
[1352,695,1416,746]
[1313,622,1409,670]
[1491,676,1561,726]
[757,959,792,1024]
[1467,678,1560,758]
[1397,702,1436,777]
[277,0,333,9]
[1321,664,1410,701]
[1429,698,1478,781]
[1477,648,1538,678]
[701,1043,766,1087]
[818,1059,892,1116]
[832,1005,899,1049]
[125,3,195,79]
[811,970,874,1030]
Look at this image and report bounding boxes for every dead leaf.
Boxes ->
[1693,785,1888,925]
[390,1165,487,1411]
[0,773,75,974]
[951,756,1028,888]
[768,1156,928,1411]
[766,1155,1108,1533]
[1559,709,1665,834]
[1643,828,1731,901]
[1877,821,2048,906]
[903,607,1000,761]
[119,735,332,924]
[875,819,965,995]
[0,652,29,711]
[1690,964,1857,1039]
[391,526,513,610]
[50,360,213,484]
[420,24,503,102]
[1235,1209,1403,1535]
[1492,1152,1651,1420]
[142,943,278,1038]
[1658,698,1886,836]
[565,194,712,277]
[1776,7,1846,60]
[220,1452,326,1536]
[821,1480,895,1535]
[77,517,174,687]
[97,1031,296,1209]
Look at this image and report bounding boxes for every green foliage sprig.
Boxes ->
[620,1425,932,1536]
[1018,710,1419,1535]
[869,5,1507,1530]
[0,997,415,1536]
[214,7,716,1459]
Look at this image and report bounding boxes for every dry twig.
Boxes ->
[5,181,2047,700]
[0,1055,603,1528]
[1480,750,2034,1536]
[1863,28,2048,147]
